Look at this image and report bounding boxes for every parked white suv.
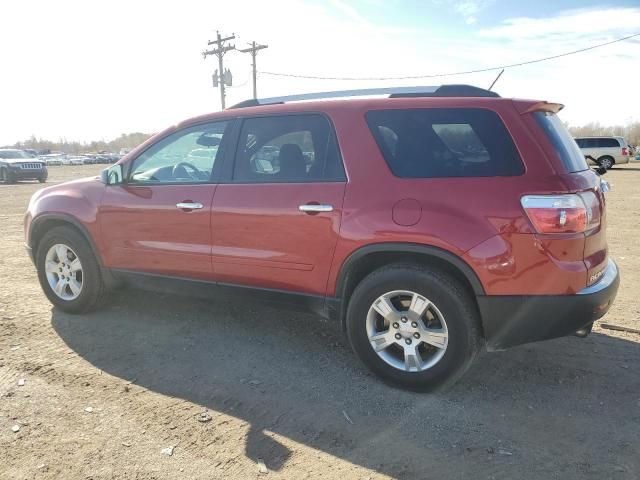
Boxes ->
[574,136,631,170]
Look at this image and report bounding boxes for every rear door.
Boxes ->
[99,120,232,280]
[210,113,346,295]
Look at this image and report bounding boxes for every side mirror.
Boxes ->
[101,164,123,185]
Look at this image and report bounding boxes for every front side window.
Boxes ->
[129,121,229,184]
[366,108,524,178]
[233,114,345,183]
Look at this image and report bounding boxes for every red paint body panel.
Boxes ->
[26,95,609,302]
[210,183,345,294]
[99,184,216,279]
[25,177,106,255]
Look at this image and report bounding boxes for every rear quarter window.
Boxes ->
[366,108,523,178]
[533,112,588,173]
[599,138,620,148]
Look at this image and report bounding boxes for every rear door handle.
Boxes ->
[176,202,204,210]
[298,204,333,213]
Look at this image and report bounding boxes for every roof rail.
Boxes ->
[228,84,499,109]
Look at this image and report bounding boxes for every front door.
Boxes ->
[211,114,347,295]
[99,120,231,280]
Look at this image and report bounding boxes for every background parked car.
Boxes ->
[40,153,65,166]
[0,149,48,183]
[574,136,632,169]
[68,156,86,166]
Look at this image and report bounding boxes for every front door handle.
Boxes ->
[176,202,204,210]
[298,204,333,213]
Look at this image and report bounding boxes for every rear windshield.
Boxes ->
[534,112,588,172]
[366,108,523,178]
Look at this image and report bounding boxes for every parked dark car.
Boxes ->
[24,85,619,391]
[0,149,48,183]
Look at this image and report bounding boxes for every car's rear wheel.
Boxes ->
[36,226,106,313]
[598,156,614,170]
[38,177,46,183]
[346,265,481,391]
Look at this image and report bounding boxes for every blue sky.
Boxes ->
[353,0,640,28]
[0,0,639,144]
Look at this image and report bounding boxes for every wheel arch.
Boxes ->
[29,213,103,266]
[333,243,485,329]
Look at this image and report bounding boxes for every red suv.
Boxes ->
[25,85,620,391]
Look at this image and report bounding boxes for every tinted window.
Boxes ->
[129,121,229,184]
[366,108,523,178]
[597,138,620,148]
[534,112,588,173]
[233,114,344,183]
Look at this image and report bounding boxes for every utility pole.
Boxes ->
[203,31,235,109]
[238,41,268,99]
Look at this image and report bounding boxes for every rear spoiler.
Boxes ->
[513,100,565,115]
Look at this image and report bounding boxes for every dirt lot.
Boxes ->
[1,164,639,479]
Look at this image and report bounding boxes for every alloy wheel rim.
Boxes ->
[44,244,83,301]
[366,290,448,372]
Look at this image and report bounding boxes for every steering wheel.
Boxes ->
[172,162,205,181]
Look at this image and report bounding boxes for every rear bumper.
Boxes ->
[478,259,620,350]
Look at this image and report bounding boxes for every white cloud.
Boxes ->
[0,2,638,144]
[478,7,640,39]
[454,1,491,25]
[330,0,370,25]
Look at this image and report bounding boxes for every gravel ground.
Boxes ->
[1,164,639,479]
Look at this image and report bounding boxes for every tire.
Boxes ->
[35,226,106,313]
[38,177,46,183]
[3,168,16,184]
[598,156,614,170]
[346,264,481,392]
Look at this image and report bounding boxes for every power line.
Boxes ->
[258,32,640,81]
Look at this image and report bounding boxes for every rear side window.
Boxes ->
[233,114,345,183]
[366,108,523,178]
[533,112,588,173]
[598,138,620,148]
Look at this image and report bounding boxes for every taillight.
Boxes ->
[521,192,601,234]
[622,147,628,156]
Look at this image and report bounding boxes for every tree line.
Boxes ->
[9,120,640,155]
[568,121,640,146]
[11,132,154,154]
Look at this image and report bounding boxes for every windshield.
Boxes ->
[534,112,588,172]
[0,150,32,159]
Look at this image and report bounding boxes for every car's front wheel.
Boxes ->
[346,265,481,391]
[598,156,614,170]
[36,226,106,313]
